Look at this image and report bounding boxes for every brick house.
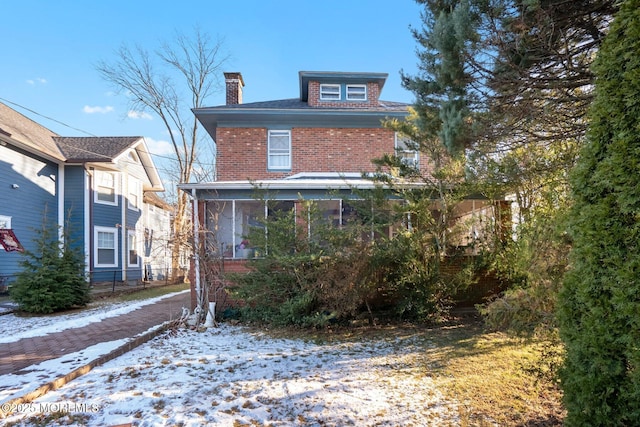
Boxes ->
[179,71,504,309]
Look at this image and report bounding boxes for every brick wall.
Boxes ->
[217,127,405,180]
[307,81,381,108]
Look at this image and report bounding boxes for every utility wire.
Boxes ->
[0,96,217,169]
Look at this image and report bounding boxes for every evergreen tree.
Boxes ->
[11,213,89,314]
[558,1,640,425]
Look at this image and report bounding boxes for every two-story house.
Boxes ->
[0,101,172,289]
[180,71,502,274]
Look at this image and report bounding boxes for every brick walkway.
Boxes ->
[0,292,190,376]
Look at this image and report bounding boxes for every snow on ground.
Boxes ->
[1,291,460,426]
[0,290,189,343]
[0,291,190,407]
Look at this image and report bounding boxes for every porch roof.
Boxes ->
[178,174,423,200]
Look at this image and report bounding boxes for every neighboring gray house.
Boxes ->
[0,101,171,288]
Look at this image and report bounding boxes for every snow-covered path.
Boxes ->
[1,294,459,426]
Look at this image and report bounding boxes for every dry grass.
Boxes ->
[257,316,565,426]
[420,320,565,426]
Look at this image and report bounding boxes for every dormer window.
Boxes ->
[320,84,341,101]
[346,84,367,101]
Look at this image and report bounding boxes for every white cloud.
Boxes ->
[26,77,47,85]
[144,137,174,156]
[83,105,114,114]
[127,110,153,120]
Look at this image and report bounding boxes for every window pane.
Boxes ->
[128,233,138,265]
[320,84,341,100]
[269,154,289,167]
[347,85,367,100]
[98,248,115,264]
[98,232,114,248]
[97,187,115,203]
[96,172,116,203]
[268,130,291,169]
[270,135,289,150]
[99,172,114,187]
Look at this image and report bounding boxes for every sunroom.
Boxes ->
[179,174,502,261]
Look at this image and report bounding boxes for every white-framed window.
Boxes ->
[95,226,118,267]
[95,170,118,206]
[320,84,341,101]
[346,84,367,101]
[268,130,292,170]
[395,133,419,168]
[0,215,11,229]
[128,230,139,267]
[127,177,140,211]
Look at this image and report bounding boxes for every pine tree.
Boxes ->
[11,213,89,314]
[558,1,640,425]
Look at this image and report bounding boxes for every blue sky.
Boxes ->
[1,1,424,177]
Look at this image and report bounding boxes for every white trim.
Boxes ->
[84,170,91,275]
[346,84,367,101]
[121,173,127,281]
[193,189,202,310]
[320,84,341,101]
[94,170,119,206]
[57,165,64,243]
[179,177,425,192]
[232,199,236,257]
[267,130,291,170]
[94,226,118,268]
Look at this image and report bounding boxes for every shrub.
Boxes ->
[558,2,640,425]
[11,214,89,313]
[229,196,478,327]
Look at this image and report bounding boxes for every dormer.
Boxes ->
[299,71,388,108]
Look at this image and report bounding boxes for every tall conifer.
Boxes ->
[558,1,640,424]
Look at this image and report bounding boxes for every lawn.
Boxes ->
[263,316,565,426]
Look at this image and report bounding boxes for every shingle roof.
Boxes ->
[0,101,64,160]
[53,136,143,162]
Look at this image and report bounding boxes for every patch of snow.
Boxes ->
[3,325,459,426]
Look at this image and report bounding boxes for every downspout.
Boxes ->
[57,164,65,244]
[192,188,202,312]
[121,173,127,282]
[86,167,93,280]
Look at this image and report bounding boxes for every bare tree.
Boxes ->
[96,28,230,283]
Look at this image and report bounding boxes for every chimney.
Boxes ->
[224,72,244,105]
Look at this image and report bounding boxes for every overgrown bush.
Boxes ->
[229,196,479,327]
[11,215,89,314]
[480,211,570,335]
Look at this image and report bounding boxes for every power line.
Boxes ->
[0,96,218,168]
[0,96,97,137]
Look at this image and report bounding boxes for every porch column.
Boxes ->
[192,189,202,311]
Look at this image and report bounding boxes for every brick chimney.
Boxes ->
[224,72,244,105]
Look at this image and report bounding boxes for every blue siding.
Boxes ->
[92,197,123,282]
[0,145,58,282]
[63,166,86,255]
